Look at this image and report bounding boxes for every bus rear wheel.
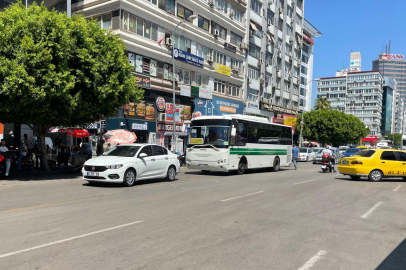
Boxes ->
[237,160,247,175]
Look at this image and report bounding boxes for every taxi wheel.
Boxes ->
[368,170,383,182]
[350,175,361,180]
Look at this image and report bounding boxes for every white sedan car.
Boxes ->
[82,144,180,186]
[298,147,315,162]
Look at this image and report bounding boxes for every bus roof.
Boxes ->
[192,114,292,128]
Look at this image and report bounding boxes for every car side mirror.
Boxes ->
[139,153,147,158]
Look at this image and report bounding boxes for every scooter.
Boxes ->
[321,155,333,173]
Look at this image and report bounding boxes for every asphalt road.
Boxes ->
[0,162,405,270]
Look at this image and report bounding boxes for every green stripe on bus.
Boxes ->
[230,149,288,155]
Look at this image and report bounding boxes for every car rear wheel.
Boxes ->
[237,160,247,175]
[368,170,383,182]
[166,166,176,181]
[350,175,361,180]
[123,169,136,187]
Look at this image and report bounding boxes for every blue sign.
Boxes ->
[173,48,204,68]
[194,97,244,116]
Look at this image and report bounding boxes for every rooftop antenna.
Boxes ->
[389,40,391,54]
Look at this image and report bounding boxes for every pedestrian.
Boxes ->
[329,146,337,172]
[80,138,92,160]
[54,135,62,149]
[96,139,104,156]
[0,139,11,176]
[17,142,28,170]
[22,134,33,154]
[292,144,299,170]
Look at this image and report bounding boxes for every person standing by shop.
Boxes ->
[17,142,28,170]
[22,134,33,154]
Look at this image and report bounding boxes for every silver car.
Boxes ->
[313,148,341,164]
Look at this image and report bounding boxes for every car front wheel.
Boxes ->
[368,170,383,182]
[166,166,176,181]
[123,169,136,187]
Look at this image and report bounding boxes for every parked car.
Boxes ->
[338,149,406,181]
[338,146,349,155]
[342,148,360,157]
[82,144,180,186]
[298,147,316,162]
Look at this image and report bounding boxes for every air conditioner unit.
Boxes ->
[277,70,282,78]
[158,113,166,122]
[267,19,272,26]
[206,55,213,64]
[165,38,172,46]
[279,7,283,14]
[260,78,264,85]
[229,10,235,18]
[278,52,282,58]
[240,42,248,51]
[208,0,214,7]
[213,29,219,38]
[289,55,293,62]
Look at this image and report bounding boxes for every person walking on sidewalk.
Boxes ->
[292,144,299,170]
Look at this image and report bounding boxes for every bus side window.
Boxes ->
[238,123,247,146]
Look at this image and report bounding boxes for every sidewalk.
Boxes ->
[1,165,82,181]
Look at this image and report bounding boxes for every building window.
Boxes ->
[301,76,307,85]
[249,43,261,59]
[212,22,227,40]
[302,44,310,54]
[230,32,243,47]
[102,13,112,30]
[198,15,210,31]
[278,18,283,31]
[177,4,193,20]
[301,65,308,75]
[287,6,293,17]
[300,98,306,107]
[285,44,292,55]
[300,87,306,96]
[146,0,157,4]
[215,0,228,13]
[267,9,274,21]
[301,54,309,64]
[295,49,300,60]
[195,73,209,88]
[197,44,211,61]
[213,51,226,65]
[284,62,291,73]
[266,52,273,65]
[214,79,227,94]
[228,83,240,97]
[248,88,259,102]
[230,6,243,23]
[296,14,302,25]
[286,25,292,36]
[294,67,299,77]
[164,0,175,14]
[231,58,243,73]
[250,0,261,14]
[173,35,190,51]
[248,66,260,80]
[296,0,303,9]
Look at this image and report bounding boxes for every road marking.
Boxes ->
[0,220,144,258]
[361,202,383,219]
[393,185,402,192]
[294,179,317,185]
[298,250,327,270]
[221,191,264,202]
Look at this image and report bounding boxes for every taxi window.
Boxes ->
[380,151,397,161]
[396,152,406,161]
[357,150,375,157]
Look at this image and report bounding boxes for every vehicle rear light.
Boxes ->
[351,161,363,164]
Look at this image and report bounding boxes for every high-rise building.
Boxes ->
[373,53,406,100]
[394,92,404,134]
[381,76,396,136]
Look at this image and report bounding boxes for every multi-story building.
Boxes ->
[1,0,71,15]
[394,92,404,134]
[381,76,396,136]
[317,70,383,137]
[373,53,406,100]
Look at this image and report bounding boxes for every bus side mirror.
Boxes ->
[231,127,236,137]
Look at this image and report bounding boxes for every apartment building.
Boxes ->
[381,76,396,136]
[394,92,404,134]
[0,0,71,14]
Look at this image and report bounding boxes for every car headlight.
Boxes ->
[107,164,123,169]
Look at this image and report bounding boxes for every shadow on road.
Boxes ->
[334,177,405,183]
[82,178,169,188]
[375,238,406,270]
[183,167,292,176]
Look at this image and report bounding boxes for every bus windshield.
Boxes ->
[188,126,230,148]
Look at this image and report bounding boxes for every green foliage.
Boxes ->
[295,110,369,146]
[0,3,143,129]
[387,133,402,146]
[313,97,331,110]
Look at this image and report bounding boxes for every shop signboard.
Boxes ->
[156,97,166,112]
[194,97,244,116]
[247,101,259,110]
[132,122,148,131]
[157,123,184,132]
[134,74,150,89]
[123,100,155,120]
[214,63,231,77]
[199,88,212,100]
[191,86,199,97]
[273,114,296,131]
[165,103,192,122]
[172,48,204,68]
[382,54,404,59]
[180,85,191,97]
[260,103,299,115]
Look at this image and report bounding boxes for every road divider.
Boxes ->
[361,202,383,219]
[0,220,144,258]
[298,250,327,270]
[221,191,264,202]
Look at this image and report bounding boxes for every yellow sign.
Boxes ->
[214,63,231,76]
[189,138,204,144]
[284,115,296,127]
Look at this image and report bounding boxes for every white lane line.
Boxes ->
[393,185,402,192]
[298,250,327,270]
[0,220,144,258]
[294,179,317,185]
[221,191,264,202]
[361,202,383,219]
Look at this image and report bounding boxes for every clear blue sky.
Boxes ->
[305,0,406,108]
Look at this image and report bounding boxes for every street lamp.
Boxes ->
[172,15,197,153]
[298,78,320,147]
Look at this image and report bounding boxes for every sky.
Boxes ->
[305,0,406,109]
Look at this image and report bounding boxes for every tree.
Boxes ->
[295,110,369,146]
[387,133,402,147]
[0,3,143,170]
[313,97,331,110]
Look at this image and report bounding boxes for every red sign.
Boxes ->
[361,136,378,142]
[303,33,314,45]
[382,54,404,59]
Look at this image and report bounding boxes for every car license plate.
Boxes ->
[342,160,349,165]
[198,164,208,167]
[321,165,326,169]
[87,172,99,176]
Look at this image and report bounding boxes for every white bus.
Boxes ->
[402,135,406,151]
[186,115,292,174]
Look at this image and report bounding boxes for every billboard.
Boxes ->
[194,97,244,116]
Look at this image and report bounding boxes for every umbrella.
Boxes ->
[103,130,137,145]
[67,129,89,138]
[48,127,68,133]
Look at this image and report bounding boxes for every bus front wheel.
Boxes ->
[271,157,280,172]
[237,160,247,175]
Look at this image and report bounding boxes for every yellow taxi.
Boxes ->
[338,149,406,181]
[357,146,368,149]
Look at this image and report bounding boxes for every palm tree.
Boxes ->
[314,97,331,110]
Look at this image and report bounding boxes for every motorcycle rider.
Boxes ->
[0,139,11,176]
[321,144,336,172]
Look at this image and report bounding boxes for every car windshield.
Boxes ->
[299,148,308,153]
[316,149,324,154]
[103,146,141,157]
[355,150,375,157]
[346,148,359,153]
[188,126,229,148]
[339,147,348,151]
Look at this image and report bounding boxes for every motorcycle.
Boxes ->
[0,151,15,177]
[321,155,333,173]
[178,153,186,167]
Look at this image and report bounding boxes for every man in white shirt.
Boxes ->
[0,139,10,176]
[322,145,332,156]
[17,142,28,170]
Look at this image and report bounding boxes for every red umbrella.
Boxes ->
[67,129,89,138]
[103,130,137,145]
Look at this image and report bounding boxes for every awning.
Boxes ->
[250,22,258,32]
